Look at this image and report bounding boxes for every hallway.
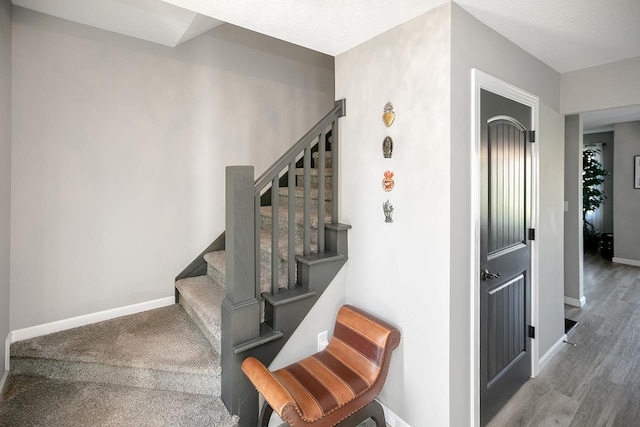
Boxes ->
[488,252,640,427]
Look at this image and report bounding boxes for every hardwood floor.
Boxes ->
[487,252,640,427]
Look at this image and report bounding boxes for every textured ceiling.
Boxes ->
[12,0,223,47]
[13,0,640,73]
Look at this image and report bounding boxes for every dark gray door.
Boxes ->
[480,89,532,425]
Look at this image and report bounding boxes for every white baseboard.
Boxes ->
[612,257,640,267]
[538,333,567,372]
[564,296,586,307]
[380,400,410,427]
[11,297,175,343]
[0,368,8,395]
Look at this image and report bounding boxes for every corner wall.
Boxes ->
[561,56,640,115]
[564,115,584,306]
[613,121,640,264]
[0,0,11,384]
[450,3,565,425]
[336,4,452,425]
[10,7,335,330]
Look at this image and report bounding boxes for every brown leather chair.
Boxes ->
[241,304,401,427]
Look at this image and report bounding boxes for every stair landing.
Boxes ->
[3,305,237,426]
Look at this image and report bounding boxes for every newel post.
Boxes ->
[221,166,260,424]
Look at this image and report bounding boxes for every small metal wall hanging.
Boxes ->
[382,136,393,158]
[382,102,395,127]
[383,200,394,223]
[382,170,395,192]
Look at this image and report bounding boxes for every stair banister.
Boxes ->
[252,99,345,295]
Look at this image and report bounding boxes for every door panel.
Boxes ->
[480,89,532,426]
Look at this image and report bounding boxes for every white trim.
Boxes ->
[380,400,410,427]
[538,334,567,372]
[11,297,174,343]
[0,368,8,395]
[564,296,586,307]
[471,69,540,427]
[612,257,640,267]
[4,332,10,371]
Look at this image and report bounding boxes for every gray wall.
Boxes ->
[561,57,640,114]
[584,131,614,233]
[613,121,640,263]
[10,7,335,330]
[450,3,565,425]
[564,115,584,305]
[0,0,11,382]
[336,5,452,424]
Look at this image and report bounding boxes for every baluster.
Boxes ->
[331,120,339,224]
[303,144,311,256]
[271,177,279,295]
[288,161,296,289]
[254,194,261,298]
[318,132,326,254]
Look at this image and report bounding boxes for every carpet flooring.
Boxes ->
[0,305,237,426]
[0,375,237,427]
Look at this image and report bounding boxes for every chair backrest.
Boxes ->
[325,305,401,390]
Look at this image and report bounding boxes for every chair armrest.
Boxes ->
[241,357,296,414]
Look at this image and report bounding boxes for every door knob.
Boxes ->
[481,269,501,280]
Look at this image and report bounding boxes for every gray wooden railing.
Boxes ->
[253,99,345,295]
[221,100,347,425]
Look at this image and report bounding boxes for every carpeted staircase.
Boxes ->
[1,102,348,426]
[0,151,338,426]
[175,149,333,350]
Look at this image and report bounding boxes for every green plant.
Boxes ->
[582,148,608,237]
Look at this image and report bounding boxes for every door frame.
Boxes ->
[470,69,540,426]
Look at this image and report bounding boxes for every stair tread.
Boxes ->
[0,374,238,427]
[295,167,333,176]
[278,187,332,199]
[260,205,331,228]
[204,249,292,292]
[176,275,224,354]
[259,228,317,262]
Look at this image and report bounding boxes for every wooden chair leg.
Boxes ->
[336,400,386,427]
[259,400,274,427]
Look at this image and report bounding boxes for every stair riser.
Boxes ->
[10,357,222,397]
[205,256,290,294]
[260,215,321,246]
[296,175,332,188]
[179,297,221,354]
[278,194,332,211]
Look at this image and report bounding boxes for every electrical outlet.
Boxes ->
[317,331,328,351]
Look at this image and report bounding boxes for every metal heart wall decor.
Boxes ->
[382,102,395,127]
[382,170,395,192]
[383,136,393,158]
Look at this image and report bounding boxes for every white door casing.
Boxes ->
[470,69,540,427]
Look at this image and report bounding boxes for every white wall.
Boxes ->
[336,5,452,426]
[613,121,640,263]
[564,115,584,306]
[449,3,565,425]
[0,0,11,382]
[561,56,640,114]
[10,7,335,330]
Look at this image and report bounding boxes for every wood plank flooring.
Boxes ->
[487,252,640,427]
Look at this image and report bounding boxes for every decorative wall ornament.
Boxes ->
[383,200,394,223]
[382,102,395,127]
[382,136,393,158]
[382,170,395,192]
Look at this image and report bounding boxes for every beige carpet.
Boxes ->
[1,305,238,426]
